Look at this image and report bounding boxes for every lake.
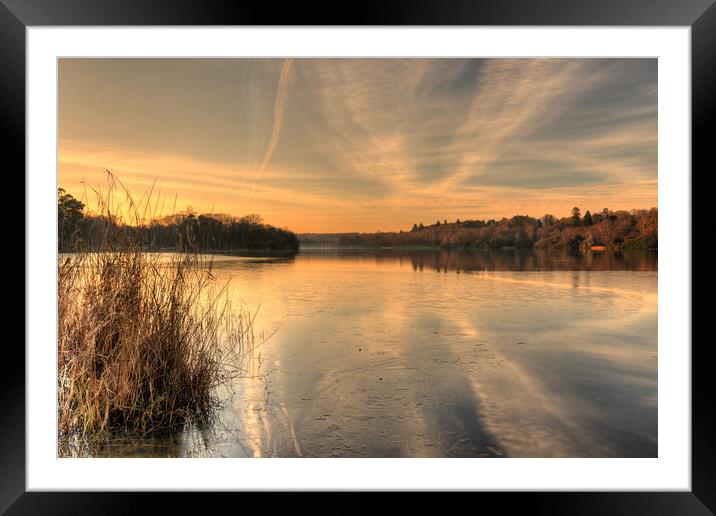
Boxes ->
[80,248,657,458]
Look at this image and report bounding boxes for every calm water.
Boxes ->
[85,249,658,458]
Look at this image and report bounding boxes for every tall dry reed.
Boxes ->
[58,173,256,437]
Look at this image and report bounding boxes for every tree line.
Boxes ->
[300,207,657,252]
[58,188,299,252]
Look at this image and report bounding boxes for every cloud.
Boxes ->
[249,59,293,194]
[58,58,657,232]
[465,159,606,189]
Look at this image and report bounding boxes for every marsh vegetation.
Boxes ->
[58,176,265,440]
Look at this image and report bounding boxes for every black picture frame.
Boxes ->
[4,0,712,513]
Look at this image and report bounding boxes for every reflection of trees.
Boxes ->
[294,247,655,272]
[399,249,658,272]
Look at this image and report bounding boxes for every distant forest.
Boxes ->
[300,207,658,252]
[58,188,299,252]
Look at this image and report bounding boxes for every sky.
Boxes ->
[58,58,657,233]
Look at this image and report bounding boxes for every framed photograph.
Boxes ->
[6,0,711,512]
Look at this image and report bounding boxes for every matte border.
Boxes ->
[5,1,713,513]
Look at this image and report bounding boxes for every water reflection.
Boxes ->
[296,248,657,272]
[73,248,657,458]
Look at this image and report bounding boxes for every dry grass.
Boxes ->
[58,173,258,437]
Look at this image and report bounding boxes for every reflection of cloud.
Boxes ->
[430,271,657,457]
[208,256,656,457]
[59,58,657,232]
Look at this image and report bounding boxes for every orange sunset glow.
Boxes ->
[59,58,657,233]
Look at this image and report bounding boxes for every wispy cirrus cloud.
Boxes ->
[246,58,293,202]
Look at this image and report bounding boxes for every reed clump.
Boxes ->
[58,174,255,437]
